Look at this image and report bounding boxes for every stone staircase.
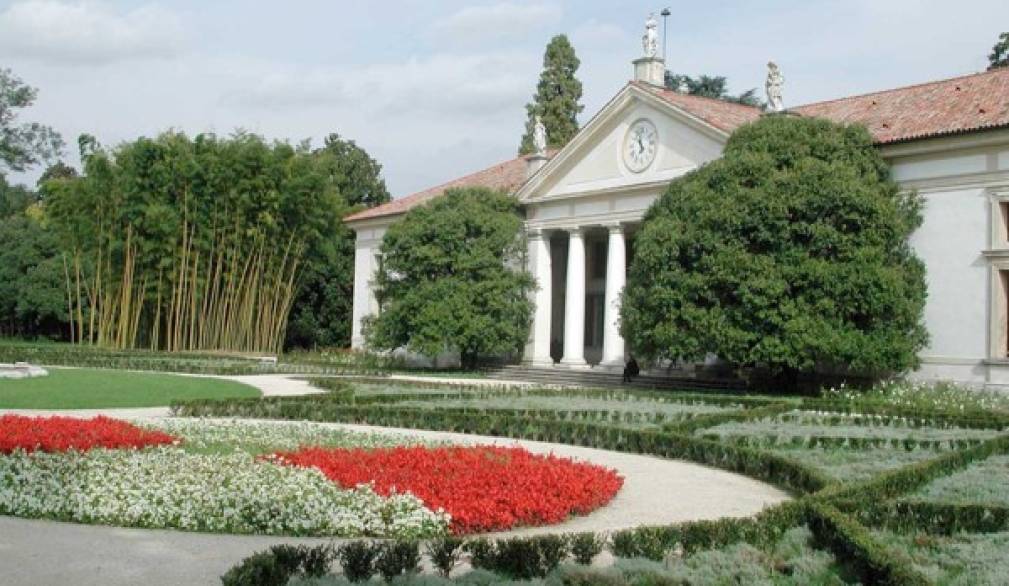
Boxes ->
[481,364,747,392]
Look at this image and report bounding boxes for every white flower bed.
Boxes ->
[145,418,417,453]
[0,420,451,538]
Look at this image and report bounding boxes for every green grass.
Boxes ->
[872,529,1009,585]
[904,454,1009,506]
[0,367,259,408]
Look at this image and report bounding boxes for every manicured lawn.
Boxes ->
[0,368,259,408]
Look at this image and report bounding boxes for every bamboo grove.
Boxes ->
[43,132,348,353]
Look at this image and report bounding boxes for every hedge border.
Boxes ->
[807,502,930,585]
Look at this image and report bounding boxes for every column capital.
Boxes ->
[527,227,546,240]
[565,226,585,236]
[603,222,625,234]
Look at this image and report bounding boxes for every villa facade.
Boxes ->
[346,48,1009,389]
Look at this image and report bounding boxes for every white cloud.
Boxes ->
[223,51,537,122]
[431,2,562,46]
[0,0,186,65]
[571,19,628,47]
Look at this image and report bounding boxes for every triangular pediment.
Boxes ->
[517,84,731,203]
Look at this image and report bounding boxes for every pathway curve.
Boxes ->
[0,418,790,586]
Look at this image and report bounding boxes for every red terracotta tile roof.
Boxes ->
[345,153,543,223]
[633,81,763,133]
[792,67,1009,144]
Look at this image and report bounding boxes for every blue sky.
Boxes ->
[3,0,1007,197]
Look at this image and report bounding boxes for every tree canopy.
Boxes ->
[518,35,584,155]
[366,187,534,368]
[664,72,762,107]
[621,115,928,383]
[990,32,1009,69]
[44,131,348,353]
[283,134,387,350]
[0,68,63,175]
[315,133,390,209]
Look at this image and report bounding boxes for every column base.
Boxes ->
[523,357,557,368]
[558,357,589,369]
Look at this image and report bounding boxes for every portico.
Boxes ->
[524,224,632,369]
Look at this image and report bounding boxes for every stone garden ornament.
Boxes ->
[766,61,785,112]
[642,13,659,58]
[533,115,548,156]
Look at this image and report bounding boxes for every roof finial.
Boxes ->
[642,13,659,59]
[766,61,785,112]
[532,115,547,156]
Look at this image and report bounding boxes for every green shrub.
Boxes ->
[532,535,569,575]
[569,533,605,565]
[220,544,333,586]
[463,535,571,580]
[426,536,464,577]
[375,540,421,582]
[463,539,496,571]
[221,550,299,586]
[338,541,379,583]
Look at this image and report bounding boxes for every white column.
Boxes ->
[524,229,553,366]
[601,224,627,367]
[350,238,378,350]
[561,227,588,367]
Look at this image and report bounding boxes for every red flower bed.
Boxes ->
[275,445,623,533]
[0,415,177,454]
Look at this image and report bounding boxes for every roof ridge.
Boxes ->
[793,67,1005,110]
[397,151,532,198]
[633,80,763,112]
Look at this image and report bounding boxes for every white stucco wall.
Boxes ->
[886,135,1009,388]
[349,221,388,350]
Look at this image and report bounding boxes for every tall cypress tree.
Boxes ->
[989,32,1009,70]
[518,35,584,155]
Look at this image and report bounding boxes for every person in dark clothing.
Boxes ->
[622,357,640,383]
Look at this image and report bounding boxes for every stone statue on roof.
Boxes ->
[533,115,547,156]
[642,13,659,58]
[766,61,784,112]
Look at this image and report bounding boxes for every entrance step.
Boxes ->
[481,364,746,392]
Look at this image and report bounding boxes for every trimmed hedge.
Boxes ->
[665,402,794,434]
[611,499,809,560]
[807,502,930,585]
[838,499,1009,535]
[800,398,1009,431]
[707,433,986,452]
[823,434,1009,502]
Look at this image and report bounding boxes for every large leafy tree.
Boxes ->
[0,68,63,175]
[284,133,389,350]
[990,32,1009,69]
[518,35,584,155]
[664,72,761,107]
[316,133,390,209]
[366,187,534,368]
[0,213,66,338]
[621,115,928,386]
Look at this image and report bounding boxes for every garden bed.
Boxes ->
[0,415,623,538]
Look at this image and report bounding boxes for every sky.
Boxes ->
[3,0,1008,197]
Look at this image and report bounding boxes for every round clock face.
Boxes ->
[623,119,658,173]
